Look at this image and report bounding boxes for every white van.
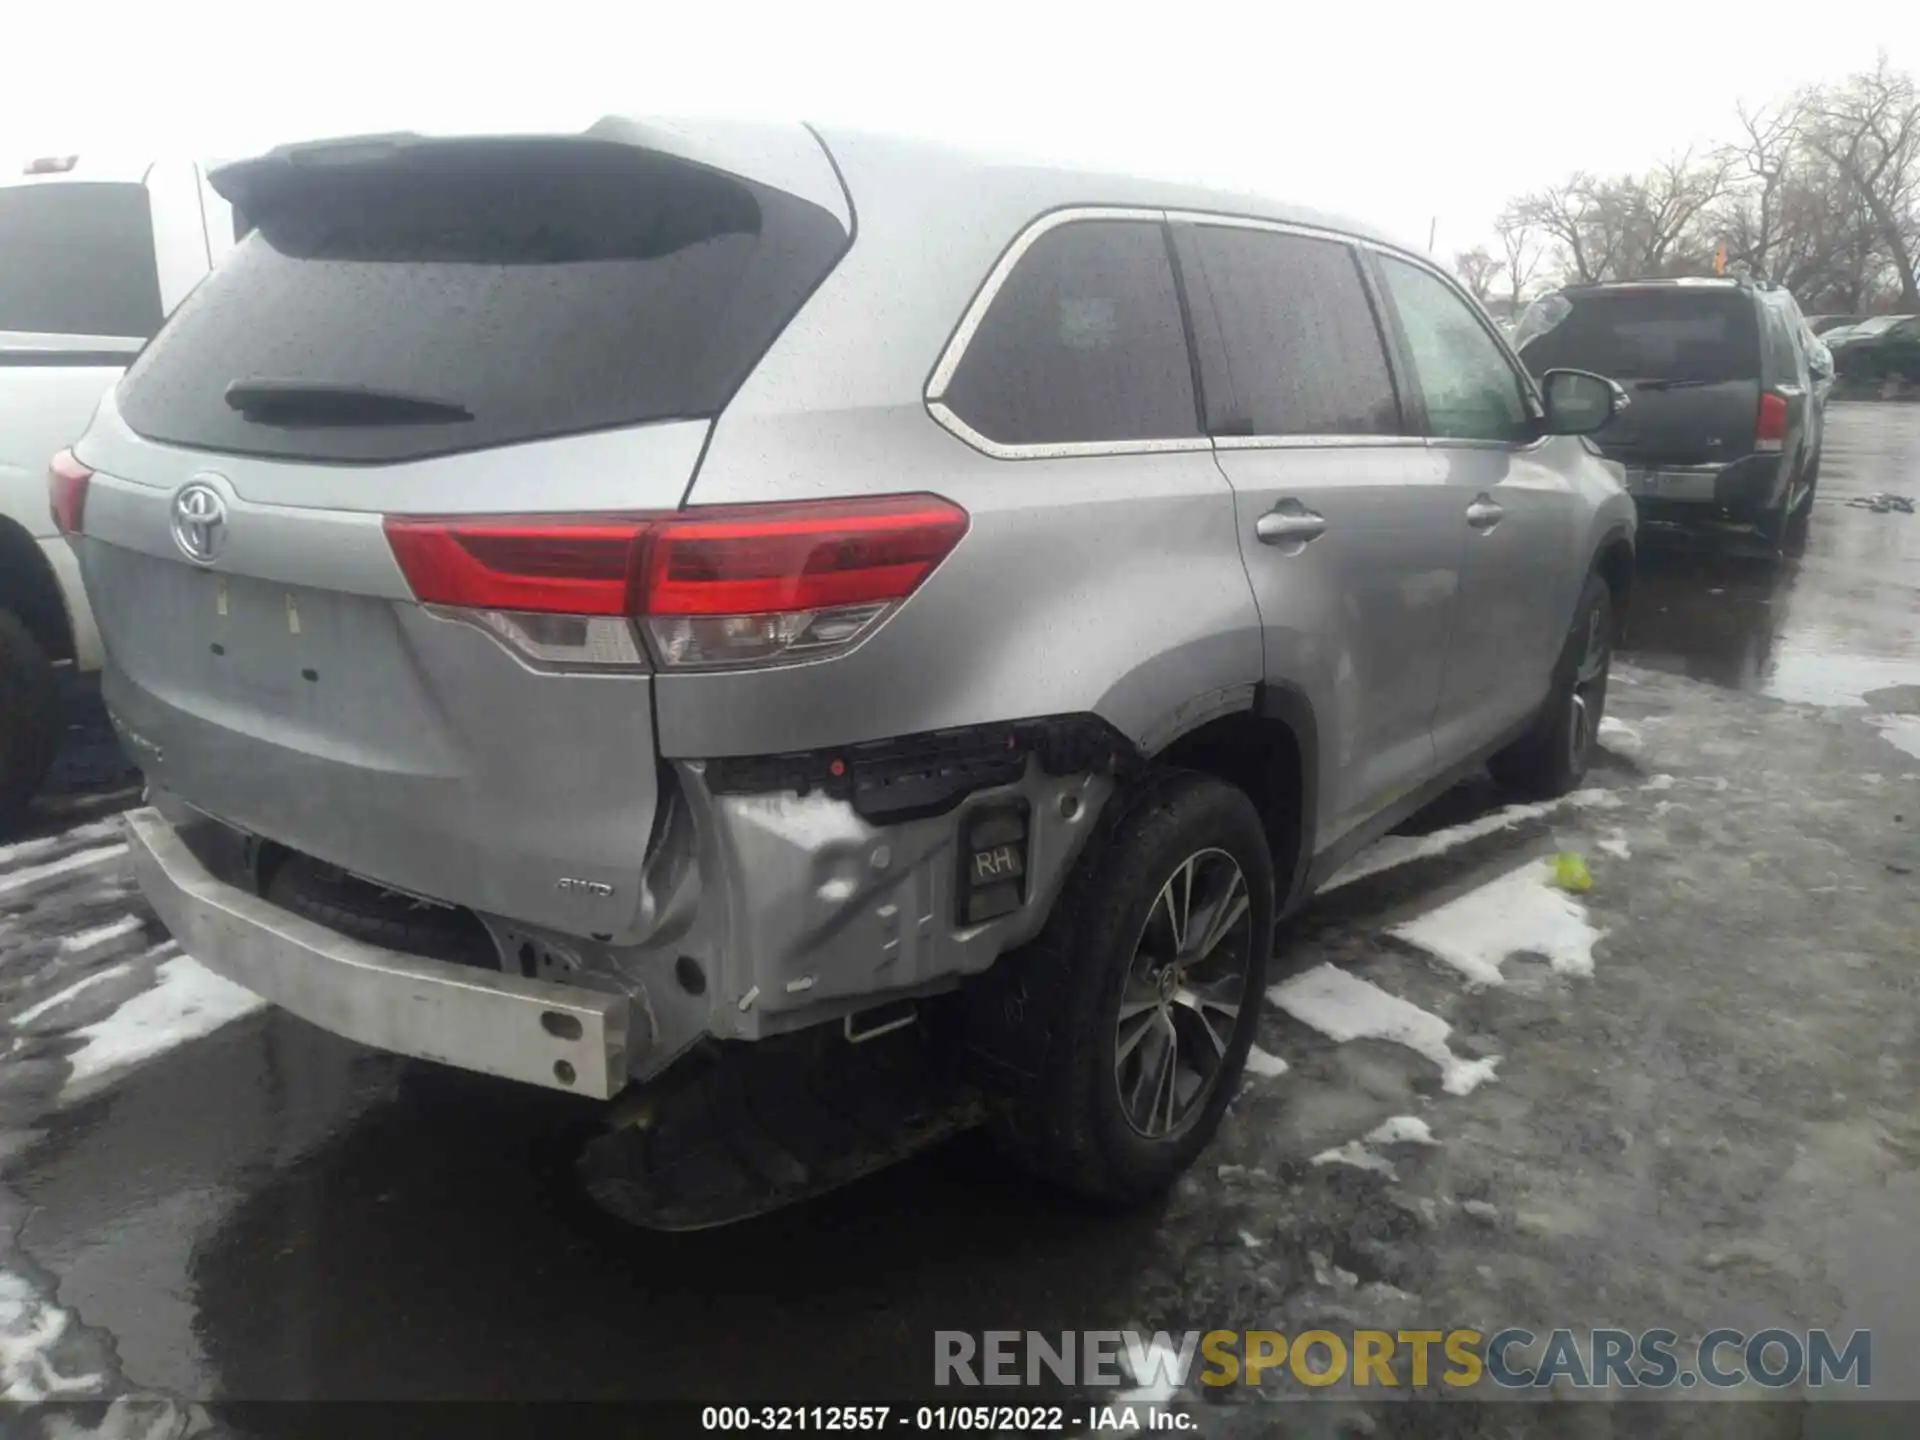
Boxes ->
[0,154,241,824]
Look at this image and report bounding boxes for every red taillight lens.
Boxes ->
[49,449,92,536]
[382,515,656,616]
[640,495,971,616]
[383,494,971,670]
[1756,392,1788,451]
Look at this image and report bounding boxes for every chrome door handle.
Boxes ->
[1256,503,1327,546]
[1465,496,1505,531]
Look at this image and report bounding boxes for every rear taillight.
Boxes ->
[1756,392,1788,452]
[49,450,92,536]
[639,495,970,668]
[382,494,969,671]
[382,515,652,616]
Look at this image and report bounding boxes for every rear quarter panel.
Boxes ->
[655,413,1264,759]
[670,133,1267,762]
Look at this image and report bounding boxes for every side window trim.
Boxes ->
[1165,222,1240,436]
[923,205,1212,460]
[1352,245,1426,438]
[1366,243,1547,451]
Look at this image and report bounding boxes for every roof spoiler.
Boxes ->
[210,120,851,233]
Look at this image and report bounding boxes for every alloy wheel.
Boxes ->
[1113,847,1255,1139]
[1569,604,1610,770]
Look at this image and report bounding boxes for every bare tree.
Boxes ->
[1804,57,1920,308]
[1632,151,1730,275]
[1511,175,1606,282]
[1511,159,1723,284]
[1494,208,1544,307]
[1486,61,1918,311]
[1717,101,1801,277]
[1452,246,1503,302]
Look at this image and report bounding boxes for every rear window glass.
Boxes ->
[0,182,163,338]
[1516,289,1760,384]
[117,140,848,463]
[941,219,1199,447]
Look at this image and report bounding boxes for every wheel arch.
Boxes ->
[1151,681,1317,915]
[1592,524,1634,643]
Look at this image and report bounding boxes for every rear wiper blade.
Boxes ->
[1633,378,1716,392]
[224,379,474,426]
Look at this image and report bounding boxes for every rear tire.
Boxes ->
[1489,574,1612,800]
[982,770,1274,1204]
[0,609,60,832]
[1757,461,1800,555]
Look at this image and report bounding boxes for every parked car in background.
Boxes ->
[65,118,1636,1223]
[1807,314,1867,336]
[0,154,242,826]
[1513,277,1822,552]
[1830,314,1920,382]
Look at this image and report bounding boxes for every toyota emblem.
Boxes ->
[170,480,228,564]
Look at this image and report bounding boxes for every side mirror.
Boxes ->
[1541,368,1626,436]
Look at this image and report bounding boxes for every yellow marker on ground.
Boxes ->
[1553,853,1593,893]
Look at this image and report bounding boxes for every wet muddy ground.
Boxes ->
[1,404,1916,1436]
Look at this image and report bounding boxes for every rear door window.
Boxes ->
[940,219,1199,447]
[0,182,164,338]
[1516,288,1761,385]
[1376,255,1534,444]
[116,140,849,464]
[1180,226,1402,436]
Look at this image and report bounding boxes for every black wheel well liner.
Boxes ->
[1594,527,1634,642]
[1152,683,1316,912]
[0,517,73,664]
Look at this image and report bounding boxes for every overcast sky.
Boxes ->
[5,1,1914,252]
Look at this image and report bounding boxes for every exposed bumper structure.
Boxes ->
[124,807,631,1099]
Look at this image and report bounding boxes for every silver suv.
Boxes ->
[63,118,1634,1218]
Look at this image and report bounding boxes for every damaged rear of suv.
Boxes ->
[66,117,1632,1224]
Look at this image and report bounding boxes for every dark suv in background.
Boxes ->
[1514,278,1826,550]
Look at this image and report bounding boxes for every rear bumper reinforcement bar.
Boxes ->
[124,807,630,1099]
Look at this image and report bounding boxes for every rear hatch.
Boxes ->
[1516,287,1762,466]
[70,129,850,940]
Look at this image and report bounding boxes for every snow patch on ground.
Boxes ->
[0,821,123,871]
[1642,773,1676,792]
[1243,1045,1290,1078]
[58,915,146,957]
[1115,1333,1191,1406]
[1598,717,1642,752]
[1312,1115,1438,1179]
[11,963,135,1029]
[1269,964,1499,1094]
[1322,787,1621,891]
[1866,714,1920,761]
[1597,830,1632,860]
[0,844,127,902]
[0,1269,104,1401]
[62,954,263,1101]
[1390,859,1605,986]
